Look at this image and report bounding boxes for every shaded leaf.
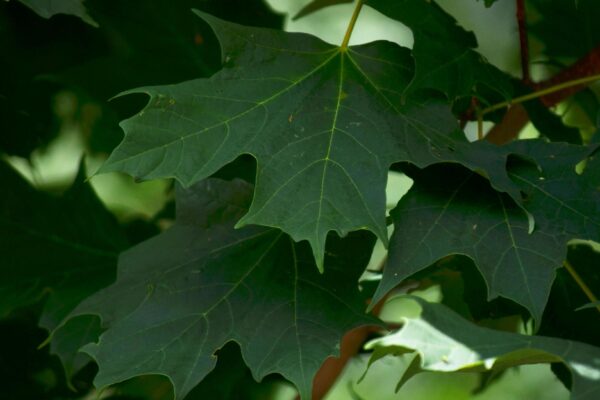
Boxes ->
[15,0,97,26]
[529,0,600,61]
[576,301,600,311]
[366,297,600,399]
[507,140,600,242]
[364,0,512,101]
[101,11,526,269]
[63,178,379,399]
[374,141,600,323]
[293,0,352,20]
[539,243,600,346]
[0,318,90,400]
[294,0,512,100]
[50,316,102,379]
[0,0,283,158]
[183,342,286,400]
[0,1,101,157]
[0,161,127,330]
[374,163,560,323]
[110,342,284,400]
[524,99,582,144]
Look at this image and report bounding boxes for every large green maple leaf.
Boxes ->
[64,178,379,399]
[373,142,600,323]
[100,11,522,269]
[366,297,600,399]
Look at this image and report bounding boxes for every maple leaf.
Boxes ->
[64,178,379,399]
[373,141,600,323]
[100,11,521,269]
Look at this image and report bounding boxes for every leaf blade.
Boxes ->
[66,178,379,399]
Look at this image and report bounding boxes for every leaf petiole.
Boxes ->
[483,73,600,115]
[477,73,600,139]
[340,0,363,50]
[563,260,600,314]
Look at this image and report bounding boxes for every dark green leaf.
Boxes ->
[529,0,600,61]
[0,318,87,400]
[0,2,101,157]
[64,178,379,399]
[110,342,284,400]
[295,0,512,101]
[539,243,600,346]
[0,161,128,330]
[374,163,560,323]
[50,316,102,378]
[507,140,600,242]
[375,141,600,323]
[364,0,512,101]
[524,99,582,144]
[101,11,528,269]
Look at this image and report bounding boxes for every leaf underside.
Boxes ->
[367,297,600,400]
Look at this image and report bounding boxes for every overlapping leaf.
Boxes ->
[100,11,526,269]
[0,161,127,327]
[365,0,512,100]
[64,178,379,399]
[373,141,600,323]
[529,0,600,61]
[523,99,582,144]
[295,0,512,101]
[373,164,559,323]
[508,140,600,242]
[539,243,600,346]
[366,297,600,399]
[0,161,128,376]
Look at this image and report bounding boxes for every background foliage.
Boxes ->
[2,0,600,399]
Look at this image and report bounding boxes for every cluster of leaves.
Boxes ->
[2,0,600,399]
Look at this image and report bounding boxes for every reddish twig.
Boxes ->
[486,44,600,144]
[296,296,386,400]
[516,0,531,84]
[536,44,600,106]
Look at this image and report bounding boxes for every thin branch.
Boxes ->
[563,260,600,313]
[482,73,600,115]
[480,73,600,139]
[486,44,600,144]
[516,0,531,83]
[341,0,363,50]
